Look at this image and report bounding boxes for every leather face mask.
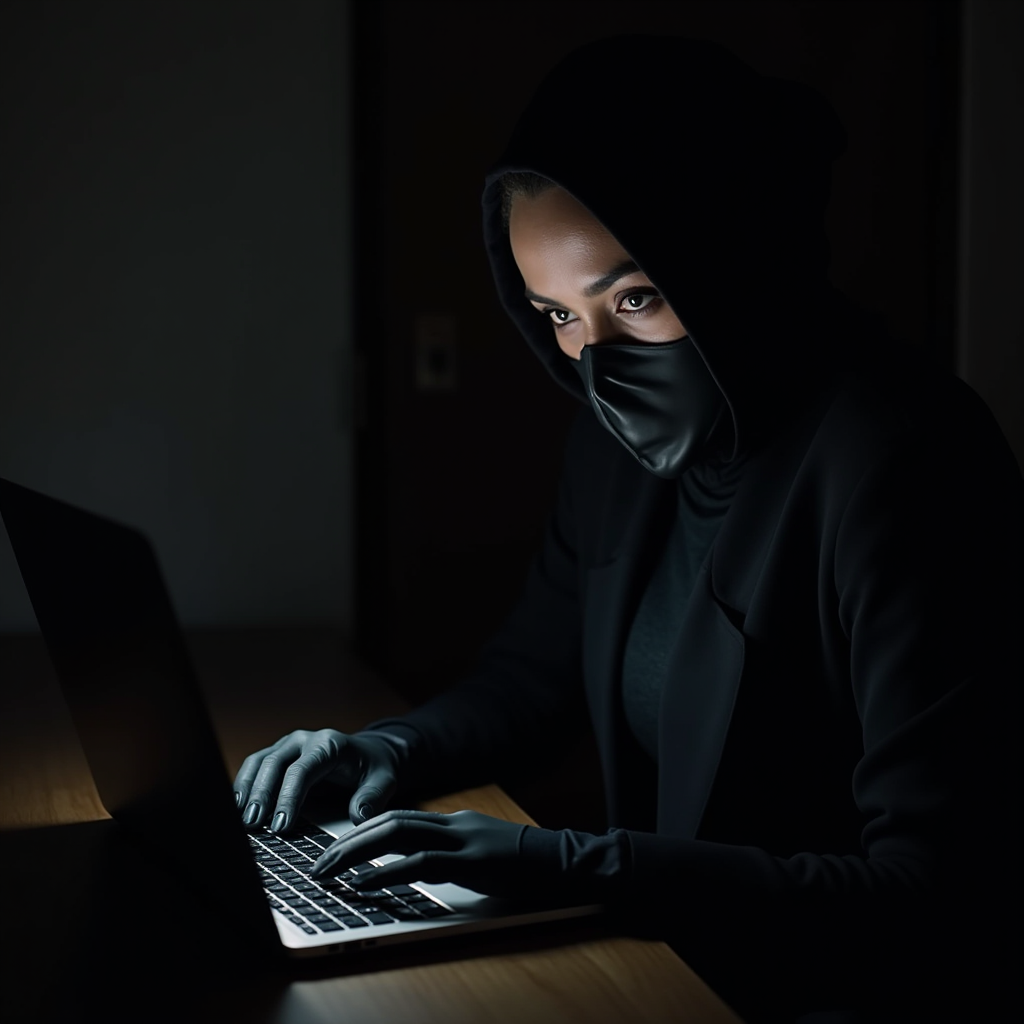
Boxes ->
[572,338,727,479]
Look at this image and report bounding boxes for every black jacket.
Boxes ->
[371,37,1024,1021]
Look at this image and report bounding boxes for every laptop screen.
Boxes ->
[0,476,279,950]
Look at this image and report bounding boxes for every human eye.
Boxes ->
[617,290,662,317]
[542,307,579,329]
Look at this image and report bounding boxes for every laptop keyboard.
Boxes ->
[248,820,454,936]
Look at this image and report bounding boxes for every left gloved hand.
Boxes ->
[308,808,564,899]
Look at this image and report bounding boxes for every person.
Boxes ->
[232,37,1022,1023]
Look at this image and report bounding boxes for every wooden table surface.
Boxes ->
[0,627,742,1024]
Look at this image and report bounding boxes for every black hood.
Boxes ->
[482,35,852,457]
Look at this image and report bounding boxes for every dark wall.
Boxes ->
[958,0,1024,474]
[0,0,354,632]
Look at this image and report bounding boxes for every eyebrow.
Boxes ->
[524,258,641,306]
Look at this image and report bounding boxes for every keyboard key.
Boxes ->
[385,885,419,896]
[362,912,395,925]
[310,894,343,908]
[317,920,344,932]
[417,903,453,918]
[338,916,368,928]
[320,879,351,890]
[387,904,426,921]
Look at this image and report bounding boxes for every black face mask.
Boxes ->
[572,338,727,479]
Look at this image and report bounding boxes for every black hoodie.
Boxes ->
[369,36,1023,1023]
[481,35,851,460]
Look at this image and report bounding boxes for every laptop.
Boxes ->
[0,475,602,958]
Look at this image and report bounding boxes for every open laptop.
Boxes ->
[0,475,602,958]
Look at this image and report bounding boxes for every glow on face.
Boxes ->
[508,186,687,360]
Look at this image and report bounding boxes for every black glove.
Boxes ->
[232,728,409,832]
[308,808,619,901]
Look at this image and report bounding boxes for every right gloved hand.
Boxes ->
[232,728,408,833]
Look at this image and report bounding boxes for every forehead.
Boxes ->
[508,187,631,277]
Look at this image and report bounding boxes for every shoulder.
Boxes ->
[789,340,1018,493]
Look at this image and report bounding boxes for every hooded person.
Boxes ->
[233,37,1023,1023]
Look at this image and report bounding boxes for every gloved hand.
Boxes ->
[308,808,571,899]
[232,728,408,833]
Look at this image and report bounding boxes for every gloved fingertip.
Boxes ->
[271,811,286,833]
[358,804,374,822]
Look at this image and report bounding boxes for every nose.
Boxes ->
[561,310,636,360]
[560,325,633,361]
[560,335,585,361]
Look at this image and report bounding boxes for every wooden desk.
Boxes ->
[0,628,741,1024]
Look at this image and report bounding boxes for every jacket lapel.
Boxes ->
[656,566,746,838]
[581,466,673,830]
[653,410,824,838]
